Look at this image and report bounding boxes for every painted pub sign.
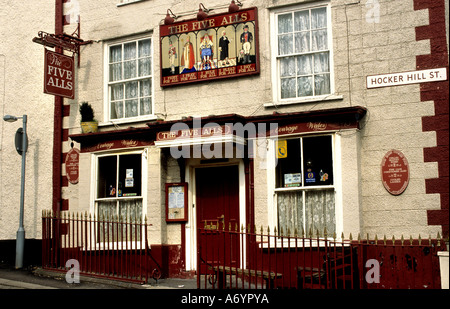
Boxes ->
[44,49,75,99]
[160,7,259,87]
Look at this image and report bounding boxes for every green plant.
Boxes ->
[79,102,95,122]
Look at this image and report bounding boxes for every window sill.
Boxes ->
[274,186,334,192]
[116,0,148,7]
[265,94,344,108]
[96,196,143,201]
[100,115,157,128]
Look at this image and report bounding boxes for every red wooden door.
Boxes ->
[196,165,240,267]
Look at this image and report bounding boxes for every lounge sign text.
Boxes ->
[44,49,75,99]
[160,7,259,87]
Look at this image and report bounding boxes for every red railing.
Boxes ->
[197,224,446,289]
[42,210,161,284]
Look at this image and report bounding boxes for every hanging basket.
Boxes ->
[80,121,98,133]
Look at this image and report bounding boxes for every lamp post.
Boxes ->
[3,114,27,269]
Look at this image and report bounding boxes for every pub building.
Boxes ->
[0,0,447,280]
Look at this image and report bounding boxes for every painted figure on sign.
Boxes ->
[168,39,177,74]
[219,31,230,65]
[181,36,196,73]
[199,33,214,70]
[240,24,253,64]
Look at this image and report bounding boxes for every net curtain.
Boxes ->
[278,7,330,98]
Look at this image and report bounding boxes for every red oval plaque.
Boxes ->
[65,148,80,185]
[381,150,409,195]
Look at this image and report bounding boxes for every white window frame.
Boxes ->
[267,133,343,240]
[117,0,147,7]
[90,149,148,248]
[104,35,155,125]
[270,1,337,106]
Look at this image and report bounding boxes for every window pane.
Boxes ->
[294,32,310,53]
[294,10,309,31]
[124,42,136,60]
[281,78,296,99]
[140,79,151,97]
[305,189,335,236]
[111,84,123,100]
[138,39,151,57]
[303,135,333,186]
[314,52,329,73]
[98,200,117,218]
[297,54,312,75]
[109,63,122,82]
[125,81,138,98]
[278,13,292,34]
[111,101,123,119]
[125,100,138,117]
[97,156,117,198]
[119,199,143,242]
[311,7,327,29]
[297,76,313,97]
[276,138,301,188]
[119,154,142,197]
[311,29,327,51]
[314,74,330,95]
[280,57,295,77]
[138,58,151,77]
[278,34,293,55]
[140,97,152,115]
[124,60,137,79]
[277,191,303,235]
[97,200,117,242]
[110,45,122,63]
[119,199,142,224]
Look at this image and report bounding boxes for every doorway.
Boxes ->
[196,165,240,267]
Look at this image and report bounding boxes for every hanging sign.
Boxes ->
[160,7,259,87]
[65,147,80,184]
[381,150,409,195]
[44,49,75,99]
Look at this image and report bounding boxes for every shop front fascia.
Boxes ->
[69,106,366,276]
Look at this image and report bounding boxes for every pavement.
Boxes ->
[0,265,197,290]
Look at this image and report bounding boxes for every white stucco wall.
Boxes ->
[0,1,55,240]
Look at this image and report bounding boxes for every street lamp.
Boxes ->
[3,114,27,269]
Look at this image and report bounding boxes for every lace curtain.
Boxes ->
[277,7,330,98]
[277,189,335,237]
[109,39,152,119]
[97,198,143,242]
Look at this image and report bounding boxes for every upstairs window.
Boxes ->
[107,38,153,122]
[273,4,332,101]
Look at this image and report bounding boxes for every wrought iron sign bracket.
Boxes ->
[33,28,92,67]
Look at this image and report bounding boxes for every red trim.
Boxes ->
[414,0,449,238]
[52,0,64,213]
